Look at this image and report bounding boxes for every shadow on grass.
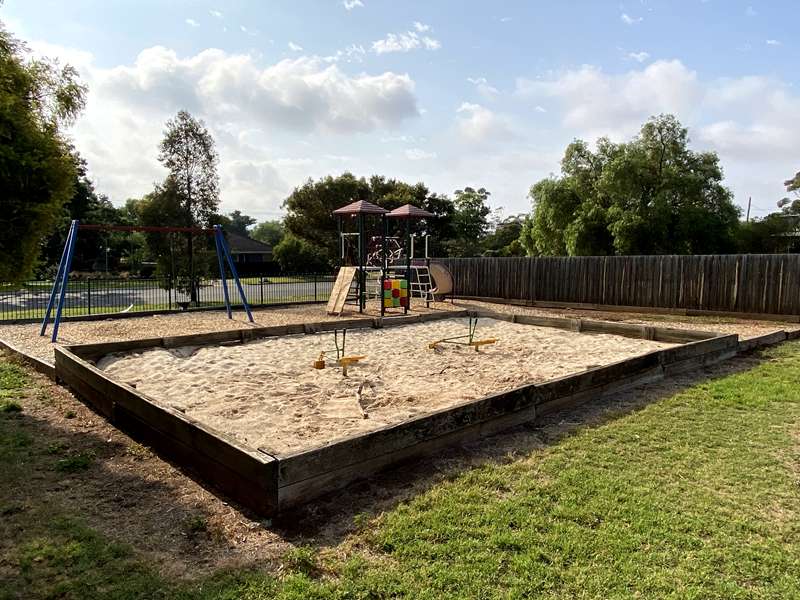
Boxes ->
[271,349,773,545]
[0,345,781,589]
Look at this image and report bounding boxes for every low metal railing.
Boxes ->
[0,274,336,321]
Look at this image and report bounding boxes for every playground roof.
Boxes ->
[332,200,388,216]
[387,203,435,219]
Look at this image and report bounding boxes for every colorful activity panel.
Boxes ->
[383,278,408,308]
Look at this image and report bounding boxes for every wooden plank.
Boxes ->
[114,405,278,515]
[658,335,739,365]
[65,337,166,361]
[0,337,56,379]
[662,346,739,376]
[651,327,718,343]
[55,346,279,514]
[536,364,664,417]
[163,330,242,348]
[55,348,115,418]
[535,352,663,405]
[512,314,580,331]
[275,383,542,485]
[737,331,787,353]
[276,401,541,509]
[326,266,357,315]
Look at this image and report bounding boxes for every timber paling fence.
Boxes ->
[438,255,800,316]
[0,274,335,322]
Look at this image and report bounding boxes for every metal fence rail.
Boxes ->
[0,274,335,322]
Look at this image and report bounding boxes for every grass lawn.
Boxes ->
[1,343,799,598]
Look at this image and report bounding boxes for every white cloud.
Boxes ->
[413,21,431,32]
[455,102,515,143]
[240,25,258,36]
[699,77,800,160]
[466,76,499,98]
[745,6,757,16]
[405,148,437,160]
[627,51,650,63]
[32,44,420,215]
[372,28,441,54]
[209,10,223,19]
[288,41,303,52]
[323,44,366,63]
[621,13,643,25]
[185,18,200,28]
[516,60,702,138]
[513,60,800,205]
[534,105,547,113]
[766,39,781,46]
[343,0,364,10]
[499,16,512,23]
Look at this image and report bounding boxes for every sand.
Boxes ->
[0,301,461,363]
[1,298,797,366]
[96,317,674,456]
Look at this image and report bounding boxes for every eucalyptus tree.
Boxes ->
[157,110,219,300]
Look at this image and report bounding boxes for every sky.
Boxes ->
[2,0,798,222]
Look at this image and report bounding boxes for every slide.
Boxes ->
[428,262,454,298]
[327,266,357,315]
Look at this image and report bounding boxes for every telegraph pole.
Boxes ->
[746,196,752,222]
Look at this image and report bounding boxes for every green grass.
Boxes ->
[53,451,95,473]
[2,345,800,598]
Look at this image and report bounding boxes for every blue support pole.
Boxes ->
[219,228,254,322]
[213,225,232,319]
[40,220,77,336]
[50,219,80,342]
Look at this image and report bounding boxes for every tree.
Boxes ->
[158,110,219,300]
[483,214,526,256]
[282,172,370,268]
[251,219,285,248]
[38,152,138,275]
[0,23,86,282]
[137,177,217,288]
[226,210,256,236]
[444,187,492,256]
[525,115,740,256]
[282,172,461,266]
[785,171,800,197]
[273,233,329,272]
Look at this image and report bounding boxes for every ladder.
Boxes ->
[410,265,434,302]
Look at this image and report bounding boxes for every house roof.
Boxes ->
[226,232,273,254]
[387,203,434,219]
[332,200,389,215]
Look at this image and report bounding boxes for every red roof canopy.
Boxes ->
[387,203,434,219]
[332,200,388,215]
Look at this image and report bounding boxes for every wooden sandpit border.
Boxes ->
[54,309,744,515]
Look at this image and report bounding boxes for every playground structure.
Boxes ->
[40,220,253,342]
[328,200,443,316]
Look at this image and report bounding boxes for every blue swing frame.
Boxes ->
[40,221,254,342]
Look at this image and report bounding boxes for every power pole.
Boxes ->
[746,196,752,222]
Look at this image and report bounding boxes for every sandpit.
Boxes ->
[96,317,675,456]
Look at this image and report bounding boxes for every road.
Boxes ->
[0,278,335,318]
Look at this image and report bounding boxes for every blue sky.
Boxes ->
[3,0,798,221]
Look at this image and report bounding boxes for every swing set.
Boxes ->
[40,219,253,342]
